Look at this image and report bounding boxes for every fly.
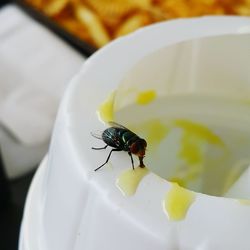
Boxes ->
[92,122,147,171]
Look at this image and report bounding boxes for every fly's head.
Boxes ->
[130,138,147,165]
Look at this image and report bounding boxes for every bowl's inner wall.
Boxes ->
[114,33,250,199]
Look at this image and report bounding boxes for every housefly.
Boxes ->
[92,122,147,171]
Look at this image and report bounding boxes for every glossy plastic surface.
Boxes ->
[20,16,250,250]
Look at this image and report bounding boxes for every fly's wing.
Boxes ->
[108,121,132,131]
[108,121,138,137]
[91,131,103,140]
[91,122,124,139]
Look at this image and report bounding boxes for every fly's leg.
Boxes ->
[94,148,122,171]
[92,145,108,150]
[128,152,134,170]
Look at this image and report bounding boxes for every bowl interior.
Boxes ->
[113,33,250,198]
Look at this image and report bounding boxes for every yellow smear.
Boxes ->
[141,119,169,146]
[222,161,249,194]
[239,199,250,205]
[175,119,223,145]
[179,131,203,165]
[163,183,195,221]
[97,91,115,123]
[168,177,187,188]
[241,99,250,105]
[136,90,156,105]
[174,119,225,185]
[116,167,149,196]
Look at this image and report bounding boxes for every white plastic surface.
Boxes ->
[115,33,250,110]
[20,17,250,250]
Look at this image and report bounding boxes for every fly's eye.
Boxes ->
[139,140,147,149]
[131,143,138,153]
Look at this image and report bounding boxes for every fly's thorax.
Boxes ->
[122,132,139,150]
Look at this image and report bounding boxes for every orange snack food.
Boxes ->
[24,0,250,48]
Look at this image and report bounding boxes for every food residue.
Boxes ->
[97,91,115,123]
[136,90,156,105]
[239,199,250,205]
[174,119,224,146]
[172,119,226,187]
[163,182,195,221]
[131,119,169,147]
[116,167,149,196]
[179,128,204,165]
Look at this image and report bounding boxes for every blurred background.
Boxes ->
[0,0,250,249]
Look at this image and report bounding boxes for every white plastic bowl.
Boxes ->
[20,16,250,250]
